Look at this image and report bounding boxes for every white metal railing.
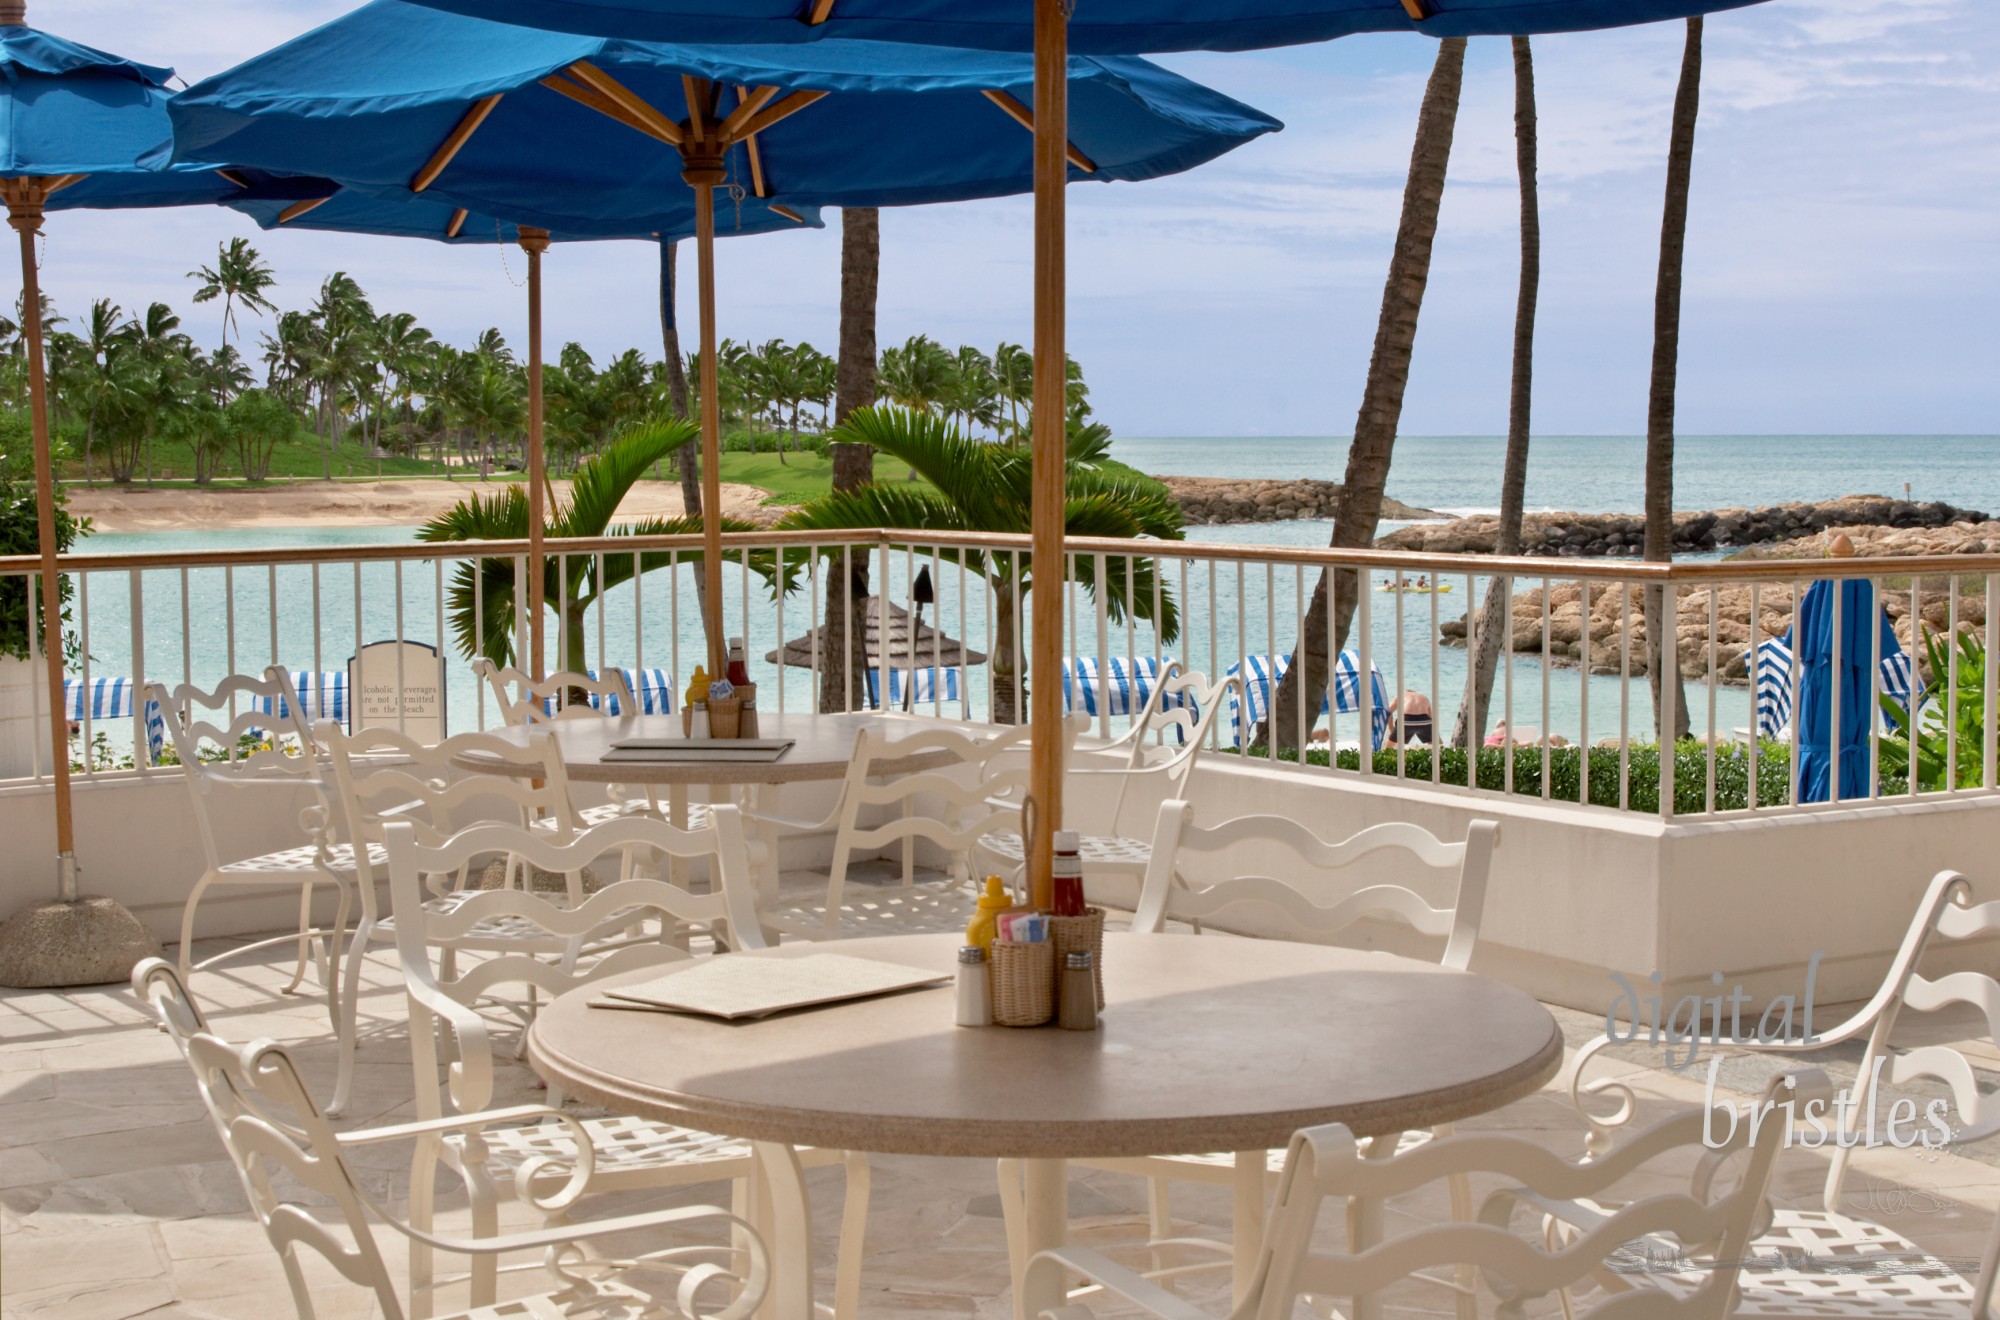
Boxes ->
[3,529,1996,822]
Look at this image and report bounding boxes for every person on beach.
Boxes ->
[1389,690,1434,745]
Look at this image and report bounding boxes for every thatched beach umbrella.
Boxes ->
[766,596,987,671]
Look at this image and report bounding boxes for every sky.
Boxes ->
[28,0,2000,440]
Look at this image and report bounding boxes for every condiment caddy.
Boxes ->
[954,832,1105,1030]
[680,637,761,740]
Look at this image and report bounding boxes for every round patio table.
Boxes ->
[448,709,964,786]
[528,931,1563,1319]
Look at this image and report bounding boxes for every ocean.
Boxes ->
[1110,434,2000,519]
[72,435,1991,752]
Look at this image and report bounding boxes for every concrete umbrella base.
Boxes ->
[0,896,163,989]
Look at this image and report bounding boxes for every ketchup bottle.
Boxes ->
[1050,830,1086,917]
[725,636,751,688]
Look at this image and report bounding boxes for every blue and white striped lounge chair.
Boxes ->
[1749,634,1912,739]
[866,666,963,709]
[599,667,676,716]
[64,677,167,762]
[254,671,349,727]
[1226,651,1392,751]
[1061,656,1199,722]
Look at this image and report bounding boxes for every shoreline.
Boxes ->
[66,477,779,535]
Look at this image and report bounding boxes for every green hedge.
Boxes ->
[1228,741,1911,814]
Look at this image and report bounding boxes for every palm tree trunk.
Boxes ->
[658,239,703,513]
[819,206,881,713]
[1646,17,1701,743]
[834,208,879,423]
[991,575,1020,725]
[819,439,877,712]
[1453,36,1540,749]
[1260,37,1467,752]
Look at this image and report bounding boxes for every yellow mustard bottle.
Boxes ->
[965,876,1011,952]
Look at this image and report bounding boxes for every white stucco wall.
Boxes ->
[2,751,1993,1014]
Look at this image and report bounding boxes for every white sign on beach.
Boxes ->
[347,641,445,741]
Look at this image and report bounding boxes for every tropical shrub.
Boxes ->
[0,419,88,660]
[1880,626,1985,790]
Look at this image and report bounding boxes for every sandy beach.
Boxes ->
[67,477,781,534]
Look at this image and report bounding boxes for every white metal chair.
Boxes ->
[1027,1070,1826,1320]
[1042,802,1499,1297]
[132,958,767,1320]
[474,657,699,830]
[749,722,1037,940]
[385,814,869,1320]
[979,665,1240,884]
[1574,872,1999,1320]
[318,721,602,1116]
[148,666,348,1004]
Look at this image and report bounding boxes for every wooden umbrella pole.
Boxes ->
[684,153,727,678]
[1025,0,1069,911]
[7,187,78,898]
[520,226,550,681]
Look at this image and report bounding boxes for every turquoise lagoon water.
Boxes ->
[81,434,1993,756]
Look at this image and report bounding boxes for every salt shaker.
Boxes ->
[954,945,992,1027]
[1058,950,1098,1030]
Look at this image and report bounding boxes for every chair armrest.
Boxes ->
[1024,1247,1214,1320]
[333,1103,577,1147]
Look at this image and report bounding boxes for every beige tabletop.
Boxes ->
[449,709,967,785]
[528,932,1563,1160]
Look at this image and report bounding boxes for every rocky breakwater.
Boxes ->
[1162,476,1441,526]
[1379,494,1987,558]
[1438,519,1999,684]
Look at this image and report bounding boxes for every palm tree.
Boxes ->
[992,341,1031,442]
[777,406,1183,723]
[878,335,953,415]
[55,298,126,487]
[1453,35,1541,749]
[1260,38,1468,752]
[1645,18,1702,743]
[417,418,752,675]
[834,207,880,424]
[187,238,278,351]
[656,240,702,522]
[943,345,999,438]
[375,310,434,455]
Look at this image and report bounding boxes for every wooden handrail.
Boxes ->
[3,526,1995,583]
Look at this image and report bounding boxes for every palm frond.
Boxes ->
[416,484,530,543]
[557,417,697,538]
[829,406,1020,527]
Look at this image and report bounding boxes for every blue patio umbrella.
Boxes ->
[217,176,823,678]
[394,0,1769,52]
[0,9,337,921]
[168,0,1280,680]
[1795,576,1904,804]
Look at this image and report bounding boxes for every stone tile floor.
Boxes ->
[2,874,1994,1319]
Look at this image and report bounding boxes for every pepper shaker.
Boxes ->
[1058,950,1098,1030]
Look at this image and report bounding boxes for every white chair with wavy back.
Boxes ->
[979,664,1240,890]
[1029,1070,1827,1320]
[474,656,701,834]
[1570,870,1999,1320]
[1038,802,1498,1301]
[751,721,1038,940]
[318,721,602,1116]
[147,665,347,1003]
[385,813,870,1320]
[132,958,768,1320]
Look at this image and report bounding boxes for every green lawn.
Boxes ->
[717,450,922,505]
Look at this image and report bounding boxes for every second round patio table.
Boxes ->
[528,931,1564,1319]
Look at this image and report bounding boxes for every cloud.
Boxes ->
[24,0,2000,438]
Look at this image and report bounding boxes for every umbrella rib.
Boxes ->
[446,207,469,238]
[1402,0,1434,17]
[806,0,837,23]
[979,90,1098,173]
[742,132,770,197]
[42,174,85,196]
[540,74,679,147]
[682,75,711,140]
[214,168,249,188]
[719,85,782,140]
[566,62,684,146]
[277,195,333,223]
[412,93,502,192]
[771,205,805,223]
[725,89,828,143]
